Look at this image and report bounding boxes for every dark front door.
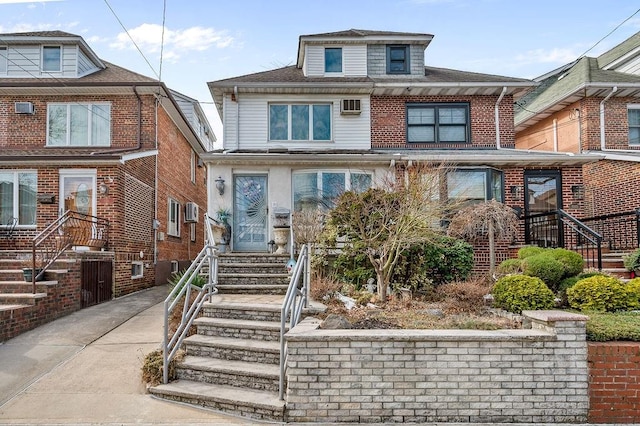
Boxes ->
[524,171,562,247]
[81,260,112,308]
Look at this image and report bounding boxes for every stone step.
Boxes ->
[0,303,31,312]
[0,292,47,305]
[194,317,285,342]
[218,262,289,274]
[176,355,281,392]
[183,334,280,365]
[217,253,290,265]
[149,380,284,422]
[0,280,57,293]
[218,272,290,284]
[202,301,283,322]
[216,284,289,295]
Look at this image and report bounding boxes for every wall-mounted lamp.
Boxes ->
[215,176,225,196]
[510,185,523,201]
[267,239,276,253]
[98,184,109,195]
[571,185,584,200]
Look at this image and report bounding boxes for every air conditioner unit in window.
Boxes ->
[185,202,199,223]
[340,99,361,115]
[15,102,35,114]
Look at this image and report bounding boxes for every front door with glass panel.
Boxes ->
[59,171,96,216]
[524,171,562,247]
[233,175,268,251]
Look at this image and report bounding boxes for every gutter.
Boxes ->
[600,86,618,151]
[495,86,507,149]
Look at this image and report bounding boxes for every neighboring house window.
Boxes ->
[293,170,372,211]
[407,103,470,144]
[190,222,196,242]
[0,171,37,227]
[131,261,144,279]
[168,198,180,237]
[42,46,61,72]
[628,106,640,145]
[170,260,179,274]
[190,151,196,183]
[446,168,503,204]
[269,103,331,141]
[0,47,7,74]
[325,47,342,73]
[387,45,410,74]
[47,103,111,146]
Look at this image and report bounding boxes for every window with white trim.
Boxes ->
[190,151,196,183]
[293,170,373,211]
[269,103,331,141]
[168,198,180,237]
[0,47,7,74]
[42,46,61,72]
[131,261,144,279]
[47,103,111,146]
[628,105,640,145]
[170,260,179,274]
[325,47,342,73]
[0,171,37,227]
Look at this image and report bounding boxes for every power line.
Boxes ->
[578,7,640,59]
[159,0,167,81]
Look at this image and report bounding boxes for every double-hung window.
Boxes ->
[387,45,410,74]
[168,198,180,237]
[42,46,61,72]
[325,47,342,73]
[269,103,331,141]
[407,103,470,144]
[47,103,111,146]
[0,47,7,74]
[0,171,37,227]
[628,105,640,145]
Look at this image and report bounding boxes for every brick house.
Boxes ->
[205,29,600,270]
[0,31,214,339]
[515,31,640,250]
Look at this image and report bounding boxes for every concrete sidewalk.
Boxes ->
[0,285,249,425]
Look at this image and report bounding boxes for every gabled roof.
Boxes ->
[515,31,640,132]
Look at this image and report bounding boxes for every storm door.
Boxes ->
[233,175,268,251]
[524,171,562,247]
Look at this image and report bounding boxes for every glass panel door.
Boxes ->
[524,171,562,247]
[233,175,268,252]
[59,172,96,216]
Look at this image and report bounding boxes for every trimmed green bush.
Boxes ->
[626,278,640,310]
[586,312,640,342]
[517,246,545,259]
[497,258,523,275]
[492,274,555,314]
[550,248,584,277]
[168,268,206,291]
[567,275,634,312]
[522,253,565,291]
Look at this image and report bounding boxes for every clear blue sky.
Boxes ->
[1,0,639,142]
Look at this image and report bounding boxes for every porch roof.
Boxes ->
[0,148,159,165]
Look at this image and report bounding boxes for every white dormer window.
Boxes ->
[42,46,61,72]
[324,47,342,73]
[0,47,7,74]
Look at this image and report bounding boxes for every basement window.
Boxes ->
[131,261,144,279]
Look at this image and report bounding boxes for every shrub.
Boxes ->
[168,268,206,290]
[623,248,640,271]
[522,253,565,291]
[332,245,374,289]
[419,236,474,285]
[550,248,584,277]
[310,276,343,302]
[586,312,640,342]
[517,246,545,259]
[496,258,523,275]
[557,271,606,306]
[567,275,634,312]
[626,278,640,309]
[141,349,184,386]
[492,274,555,314]
[435,279,492,314]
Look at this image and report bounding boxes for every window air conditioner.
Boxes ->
[15,102,35,114]
[340,99,361,115]
[185,202,199,223]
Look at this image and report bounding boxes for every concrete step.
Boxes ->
[149,380,285,422]
[216,284,289,295]
[218,262,288,274]
[218,273,290,286]
[183,334,280,365]
[217,253,290,265]
[0,280,57,293]
[176,355,281,392]
[0,292,47,305]
[194,317,285,341]
[202,301,283,322]
[0,303,31,312]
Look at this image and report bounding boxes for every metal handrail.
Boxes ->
[579,209,640,251]
[279,243,310,400]
[31,210,109,293]
[162,213,219,384]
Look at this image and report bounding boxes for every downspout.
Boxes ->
[91,86,142,155]
[600,86,617,151]
[154,95,159,266]
[495,86,508,149]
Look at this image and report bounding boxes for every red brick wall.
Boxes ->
[371,94,515,149]
[588,342,640,424]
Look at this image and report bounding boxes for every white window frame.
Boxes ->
[190,151,196,183]
[324,47,343,74]
[170,260,179,274]
[131,261,144,279]
[46,103,111,147]
[292,169,373,211]
[268,103,332,142]
[42,45,62,73]
[168,198,180,237]
[628,104,640,145]
[0,170,37,228]
[0,47,7,74]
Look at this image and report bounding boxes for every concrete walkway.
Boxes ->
[0,285,249,425]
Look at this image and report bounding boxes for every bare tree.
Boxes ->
[447,199,519,277]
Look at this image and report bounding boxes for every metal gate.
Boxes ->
[81,260,113,308]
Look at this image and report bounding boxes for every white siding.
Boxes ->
[304,45,367,77]
[61,45,76,76]
[617,56,640,76]
[6,45,40,76]
[77,48,100,76]
[224,93,371,151]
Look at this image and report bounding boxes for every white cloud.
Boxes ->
[515,47,579,65]
[109,23,233,62]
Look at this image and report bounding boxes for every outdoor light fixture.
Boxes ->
[510,185,522,201]
[571,185,584,200]
[215,176,225,196]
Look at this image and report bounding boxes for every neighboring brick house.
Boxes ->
[515,31,640,247]
[205,29,599,271]
[0,31,214,302]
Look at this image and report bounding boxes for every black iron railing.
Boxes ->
[579,210,640,251]
[524,210,602,270]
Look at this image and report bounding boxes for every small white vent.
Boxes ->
[15,102,35,114]
[185,202,199,223]
[341,99,361,115]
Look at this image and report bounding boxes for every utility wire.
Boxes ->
[578,7,640,59]
[159,0,167,81]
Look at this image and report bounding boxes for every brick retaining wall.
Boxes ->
[285,310,589,423]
